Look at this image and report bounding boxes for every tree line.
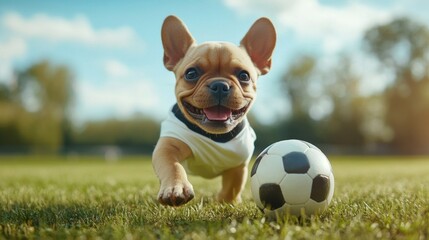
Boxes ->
[277,17,429,154]
[1,17,428,154]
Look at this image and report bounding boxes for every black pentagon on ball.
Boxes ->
[259,183,285,210]
[282,151,310,173]
[310,174,330,202]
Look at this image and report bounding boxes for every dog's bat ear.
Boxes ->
[240,18,276,75]
[161,15,196,71]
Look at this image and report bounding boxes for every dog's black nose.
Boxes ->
[209,81,230,98]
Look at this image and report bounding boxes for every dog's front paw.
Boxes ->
[157,180,195,206]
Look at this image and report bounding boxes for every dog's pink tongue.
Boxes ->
[203,106,232,121]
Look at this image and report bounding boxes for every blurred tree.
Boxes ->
[0,82,23,147]
[320,56,366,146]
[364,18,429,153]
[0,60,74,152]
[280,55,320,143]
[19,61,74,152]
[1,60,162,154]
[0,84,12,101]
[279,55,370,147]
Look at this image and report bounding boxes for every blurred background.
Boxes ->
[1,0,429,156]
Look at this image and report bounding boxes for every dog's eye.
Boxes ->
[237,70,250,82]
[184,68,200,82]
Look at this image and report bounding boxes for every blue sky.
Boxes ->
[1,0,428,124]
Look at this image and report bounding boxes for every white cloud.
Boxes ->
[76,76,161,120]
[0,37,27,81]
[224,0,295,15]
[2,12,138,48]
[104,59,131,78]
[224,0,392,53]
[0,37,26,59]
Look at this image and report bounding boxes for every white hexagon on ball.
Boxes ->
[306,148,332,179]
[254,155,288,185]
[280,174,312,205]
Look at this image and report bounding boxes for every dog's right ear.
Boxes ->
[161,16,196,71]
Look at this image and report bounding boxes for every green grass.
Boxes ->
[0,155,428,239]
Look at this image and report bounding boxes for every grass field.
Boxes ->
[0,155,428,239]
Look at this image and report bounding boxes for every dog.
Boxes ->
[152,15,276,206]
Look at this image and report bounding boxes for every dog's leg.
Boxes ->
[217,163,248,203]
[152,137,194,206]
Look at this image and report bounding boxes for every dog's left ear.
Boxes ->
[240,18,276,75]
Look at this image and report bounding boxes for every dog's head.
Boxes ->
[161,16,276,134]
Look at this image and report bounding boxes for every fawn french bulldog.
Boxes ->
[152,15,276,206]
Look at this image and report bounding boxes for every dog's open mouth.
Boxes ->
[183,102,248,123]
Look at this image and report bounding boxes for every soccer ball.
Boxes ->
[250,139,334,217]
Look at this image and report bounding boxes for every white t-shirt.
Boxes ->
[160,105,256,179]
